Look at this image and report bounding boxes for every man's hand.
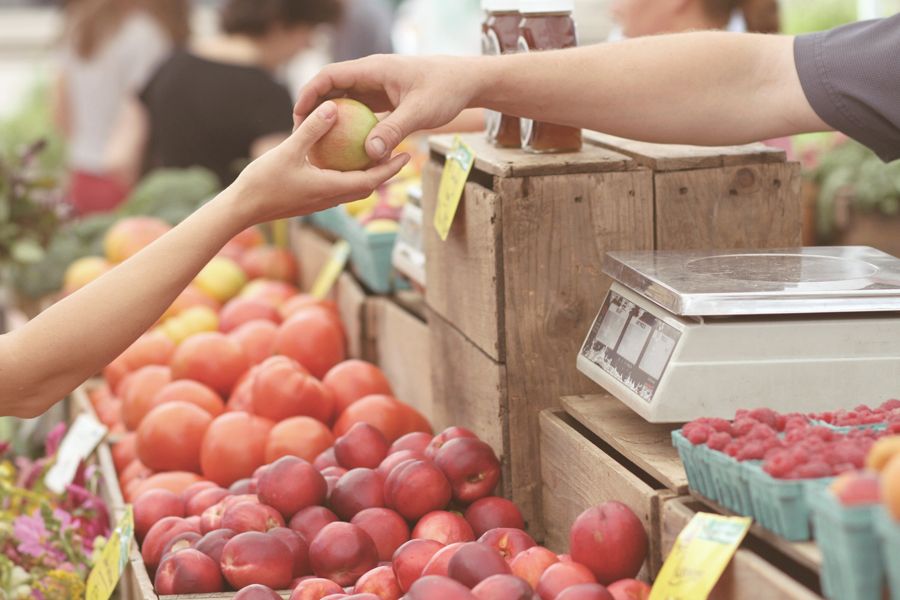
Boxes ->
[293,55,482,162]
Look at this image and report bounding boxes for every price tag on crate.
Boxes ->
[311,240,351,299]
[86,506,134,600]
[44,413,108,494]
[650,512,751,600]
[433,136,475,241]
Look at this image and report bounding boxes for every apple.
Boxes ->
[607,578,652,600]
[384,460,452,520]
[472,574,536,600]
[447,542,511,588]
[412,511,475,545]
[510,546,559,589]
[142,517,200,573]
[289,577,344,600]
[329,468,386,520]
[556,584,616,600]
[478,528,536,562]
[405,575,477,600]
[134,489,184,541]
[335,422,390,470]
[221,531,294,590]
[425,427,478,460]
[391,539,444,592]
[421,542,465,578]
[389,432,433,455]
[309,522,379,587]
[290,506,340,543]
[354,565,402,600]
[308,98,379,172]
[185,487,230,517]
[351,508,410,562]
[377,450,426,479]
[569,502,648,584]
[160,531,202,559]
[257,456,328,519]
[233,584,283,599]
[536,562,598,600]
[465,497,525,537]
[230,478,258,495]
[221,501,285,533]
[434,438,501,503]
[268,527,311,578]
[154,548,224,594]
[315,447,341,470]
[193,528,236,564]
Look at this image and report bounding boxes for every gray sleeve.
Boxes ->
[794,15,900,162]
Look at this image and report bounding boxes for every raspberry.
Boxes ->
[832,463,856,474]
[889,422,900,434]
[708,419,732,433]
[749,408,779,430]
[788,447,810,465]
[775,414,787,432]
[784,415,809,432]
[724,442,741,457]
[684,423,711,445]
[809,427,835,442]
[734,409,750,420]
[736,440,767,461]
[763,451,795,478]
[731,417,758,438]
[747,423,778,441]
[793,461,832,479]
[707,432,731,451]
[879,399,900,411]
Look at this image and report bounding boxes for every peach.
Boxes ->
[472,574,535,600]
[258,456,328,519]
[162,284,221,321]
[161,531,202,558]
[194,256,247,303]
[536,562,598,600]
[252,356,333,423]
[310,522,379,587]
[155,548,224,594]
[229,320,278,366]
[136,401,212,473]
[323,360,394,416]
[193,528,237,564]
[289,577,344,600]
[354,565,402,600]
[266,416,335,464]
[425,427,478,460]
[308,98,379,172]
[221,531,294,590]
[221,501,285,533]
[557,584,616,600]
[315,447,341,470]
[121,365,172,430]
[391,539,444,592]
[405,575,477,600]
[465,497,525,538]
[478,528,536,562]
[447,542,511,588]
[412,511,475,545]
[330,468,386,520]
[607,579,651,600]
[233,584,283,599]
[153,380,225,417]
[134,489,185,541]
[63,256,111,294]
[104,216,170,263]
[435,438,501,503]
[866,435,900,472]
[269,527,312,578]
[171,332,249,396]
[389,432,433,455]
[569,502,648,584]
[377,450,425,480]
[274,310,346,379]
[351,508,410,562]
[384,460,452,520]
[830,471,882,505]
[220,297,281,333]
[510,546,559,589]
[240,246,299,283]
[240,279,298,306]
[335,423,390,470]
[142,516,201,573]
[290,506,340,545]
[186,487,230,517]
[883,453,900,520]
[201,411,275,487]
[421,543,465,578]
[119,331,177,371]
[219,227,265,261]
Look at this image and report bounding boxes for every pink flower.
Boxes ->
[45,423,67,456]
[13,512,63,563]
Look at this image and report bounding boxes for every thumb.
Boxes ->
[290,101,338,155]
[365,99,423,161]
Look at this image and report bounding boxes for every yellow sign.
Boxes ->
[650,512,751,600]
[86,506,134,600]
[433,136,475,241]
[311,240,351,299]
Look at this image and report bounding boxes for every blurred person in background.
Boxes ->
[330,0,394,62]
[53,0,189,215]
[609,0,779,39]
[106,0,341,188]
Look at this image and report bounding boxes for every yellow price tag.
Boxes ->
[650,512,751,600]
[311,240,351,299]
[86,506,134,600]
[433,136,475,241]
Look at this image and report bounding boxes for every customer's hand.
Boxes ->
[294,55,481,162]
[233,100,410,225]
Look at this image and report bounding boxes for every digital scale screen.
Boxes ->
[580,290,681,403]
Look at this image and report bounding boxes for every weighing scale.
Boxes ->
[576,247,900,422]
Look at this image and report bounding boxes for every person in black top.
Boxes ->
[107,0,341,187]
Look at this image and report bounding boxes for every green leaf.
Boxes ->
[10,238,44,264]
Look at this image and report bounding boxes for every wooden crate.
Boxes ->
[422,132,801,535]
[368,292,434,423]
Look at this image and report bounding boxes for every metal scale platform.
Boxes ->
[576,247,900,422]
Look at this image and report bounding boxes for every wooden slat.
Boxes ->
[429,133,633,178]
[422,161,505,361]
[561,394,688,494]
[334,272,369,360]
[428,311,508,496]
[371,297,433,422]
[290,221,336,293]
[539,410,660,580]
[499,169,655,537]
[661,498,822,600]
[654,163,803,250]
[584,131,786,171]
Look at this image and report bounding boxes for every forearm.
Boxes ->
[1,185,251,417]
[472,32,827,145]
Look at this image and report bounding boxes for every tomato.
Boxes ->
[278,295,340,323]
[251,356,333,423]
[218,297,280,333]
[170,332,249,396]
[137,401,213,473]
[323,360,394,417]
[121,365,172,430]
[130,472,204,502]
[333,394,428,443]
[200,412,275,486]
[121,331,176,371]
[152,380,224,417]
[265,416,335,463]
[273,310,346,379]
[228,320,278,366]
[111,432,138,472]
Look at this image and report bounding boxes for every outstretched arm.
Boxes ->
[295,32,828,160]
[0,101,410,418]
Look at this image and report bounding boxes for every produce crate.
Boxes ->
[661,497,823,600]
[423,132,802,534]
[875,507,900,600]
[368,291,433,424]
[810,489,886,600]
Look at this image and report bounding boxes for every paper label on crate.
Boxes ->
[86,506,134,600]
[434,136,475,241]
[650,512,751,600]
[311,240,351,299]
[44,414,108,494]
